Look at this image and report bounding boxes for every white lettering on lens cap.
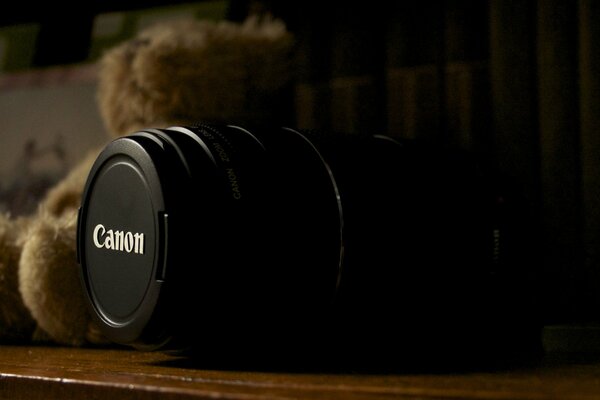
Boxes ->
[92,224,144,254]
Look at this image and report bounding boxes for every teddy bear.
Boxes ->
[0,16,293,346]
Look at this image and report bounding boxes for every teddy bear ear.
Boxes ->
[97,17,294,138]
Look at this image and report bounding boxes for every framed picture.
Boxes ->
[0,64,106,216]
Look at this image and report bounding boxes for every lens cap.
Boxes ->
[78,137,168,345]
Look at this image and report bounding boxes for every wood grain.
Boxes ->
[0,345,599,399]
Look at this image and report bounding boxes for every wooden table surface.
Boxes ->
[0,345,600,399]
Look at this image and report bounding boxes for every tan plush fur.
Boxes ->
[0,16,292,345]
[19,211,93,345]
[42,150,101,217]
[0,214,35,341]
[99,17,293,137]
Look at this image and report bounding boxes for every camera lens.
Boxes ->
[77,124,539,361]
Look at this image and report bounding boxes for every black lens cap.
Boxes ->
[78,137,168,345]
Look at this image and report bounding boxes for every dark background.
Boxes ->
[1,0,599,329]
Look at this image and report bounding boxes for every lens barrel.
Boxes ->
[78,124,540,363]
